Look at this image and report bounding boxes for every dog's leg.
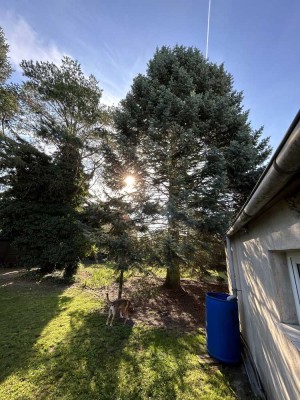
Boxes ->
[123,311,128,325]
[110,307,116,326]
[123,302,129,324]
[106,306,112,326]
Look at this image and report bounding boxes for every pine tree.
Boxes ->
[0,27,18,135]
[19,56,111,186]
[113,46,271,288]
[0,27,12,83]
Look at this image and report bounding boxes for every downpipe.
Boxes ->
[226,236,238,297]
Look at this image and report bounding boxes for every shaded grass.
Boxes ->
[0,280,242,400]
[0,283,69,384]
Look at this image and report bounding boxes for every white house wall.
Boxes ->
[229,198,300,400]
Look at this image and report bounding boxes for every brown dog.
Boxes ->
[106,293,134,326]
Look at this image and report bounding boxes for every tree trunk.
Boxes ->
[164,135,182,290]
[164,208,182,289]
[118,269,124,299]
[164,263,181,289]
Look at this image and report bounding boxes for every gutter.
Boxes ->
[227,109,300,237]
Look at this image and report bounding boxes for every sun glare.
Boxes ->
[124,175,135,188]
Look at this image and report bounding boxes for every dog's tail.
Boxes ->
[106,292,112,304]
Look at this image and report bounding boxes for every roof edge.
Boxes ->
[227,110,300,236]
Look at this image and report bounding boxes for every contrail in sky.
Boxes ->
[205,0,212,59]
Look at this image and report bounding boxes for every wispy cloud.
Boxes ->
[101,91,121,107]
[0,11,145,106]
[0,12,66,69]
[92,44,150,106]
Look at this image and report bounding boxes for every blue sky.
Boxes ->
[1,0,299,151]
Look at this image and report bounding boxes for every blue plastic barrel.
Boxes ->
[206,292,241,364]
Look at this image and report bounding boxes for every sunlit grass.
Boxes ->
[75,262,228,290]
[75,262,117,288]
[205,269,228,284]
[140,265,228,284]
[76,263,167,289]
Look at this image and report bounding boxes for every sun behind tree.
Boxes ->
[124,175,135,190]
[112,45,271,289]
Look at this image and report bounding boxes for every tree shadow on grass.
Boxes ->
[24,311,133,400]
[0,283,71,385]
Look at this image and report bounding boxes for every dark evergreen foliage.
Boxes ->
[0,135,89,275]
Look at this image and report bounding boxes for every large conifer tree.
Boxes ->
[113,46,271,288]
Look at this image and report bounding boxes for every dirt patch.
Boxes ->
[0,267,27,279]
[0,268,27,288]
[93,275,228,331]
[0,267,69,290]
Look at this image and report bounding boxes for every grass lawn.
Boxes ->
[0,266,253,400]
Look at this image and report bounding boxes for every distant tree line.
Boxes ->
[0,27,271,285]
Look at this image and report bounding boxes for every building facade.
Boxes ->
[226,112,300,400]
